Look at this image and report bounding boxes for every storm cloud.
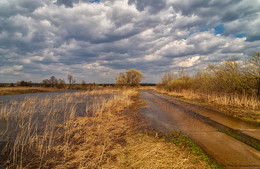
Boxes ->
[0,0,260,83]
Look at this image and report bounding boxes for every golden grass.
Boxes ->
[105,133,207,168]
[155,88,260,124]
[0,88,208,168]
[0,87,62,96]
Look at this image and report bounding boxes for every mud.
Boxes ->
[139,90,260,168]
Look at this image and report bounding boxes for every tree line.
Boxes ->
[41,74,76,88]
[158,51,260,99]
[11,74,77,89]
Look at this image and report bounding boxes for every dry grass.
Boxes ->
[0,88,209,168]
[155,88,260,124]
[0,87,62,96]
[104,133,207,168]
[161,89,259,109]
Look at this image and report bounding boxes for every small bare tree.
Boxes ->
[67,74,76,89]
[81,80,86,86]
[57,79,65,88]
[50,76,58,87]
[115,72,127,85]
[161,72,175,85]
[42,79,51,87]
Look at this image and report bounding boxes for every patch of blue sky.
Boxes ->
[214,24,224,34]
[198,24,224,34]
[90,0,100,3]
[183,24,246,40]
[233,33,247,38]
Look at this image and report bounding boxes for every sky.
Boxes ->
[0,0,260,84]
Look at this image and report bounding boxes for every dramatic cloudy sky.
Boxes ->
[1,0,260,83]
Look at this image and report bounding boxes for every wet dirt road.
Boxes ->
[139,90,260,169]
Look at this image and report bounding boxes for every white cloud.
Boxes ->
[0,65,23,74]
[178,56,200,67]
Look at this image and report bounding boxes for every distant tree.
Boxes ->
[57,79,65,89]
[67,74,76,89]
[17,81,32,87]
[115,72,127,85]
[81,80,86,86]
[42,79,51,87]
[116,69,144,86]
[49,76,58,87]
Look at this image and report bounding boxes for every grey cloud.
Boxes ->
[0,0,43,17]
[56,0,97,8]
[169,0,242,17]
[169,0,260,41]
[128,0,166,14]
[56,0,79,7]
[246,35,260,42]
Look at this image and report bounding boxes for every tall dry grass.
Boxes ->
[0,89,134,168]
[0,89,208,168]
[157,88,260,110]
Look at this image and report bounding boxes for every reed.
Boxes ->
[0,88,209,168]
[0,89,126,167]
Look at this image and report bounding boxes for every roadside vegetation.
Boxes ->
[156,51,260,124]
[0,88,216,168]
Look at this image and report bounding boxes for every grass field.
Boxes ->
[0,88,217,168]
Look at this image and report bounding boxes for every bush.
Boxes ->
[159,53,260,98]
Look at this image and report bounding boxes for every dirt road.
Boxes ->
[139,90,260,169]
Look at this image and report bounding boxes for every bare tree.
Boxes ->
[81,80,86,86]
[50,76,58,87]
[67,74,76,89]
[57,79,65,88]
[161,72,175,85]
[115,72,127,85]
[42,79,51,87]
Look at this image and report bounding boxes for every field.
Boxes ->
[0,89,211,168]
